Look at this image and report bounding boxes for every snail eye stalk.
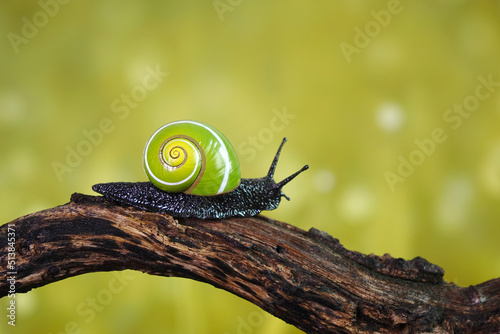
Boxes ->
[278,165,309,189]
[267,137,288,179]
[266,137,309,200]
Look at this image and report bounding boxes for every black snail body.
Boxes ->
[92,120,308,219]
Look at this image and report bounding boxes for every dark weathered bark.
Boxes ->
[0,193,499,333]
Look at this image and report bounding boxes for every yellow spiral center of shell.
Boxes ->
[161,143,187,168]
[145,136,203,193]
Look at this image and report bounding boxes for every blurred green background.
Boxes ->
[1,1,500,333]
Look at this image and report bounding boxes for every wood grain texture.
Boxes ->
[0,193,499,333]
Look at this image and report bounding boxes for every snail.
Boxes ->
[92,120,308,219]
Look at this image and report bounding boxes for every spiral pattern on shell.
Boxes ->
[143,120,241,195]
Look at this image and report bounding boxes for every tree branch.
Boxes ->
[1,193,499,333]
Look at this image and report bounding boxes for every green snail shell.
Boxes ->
[143,120,241,196]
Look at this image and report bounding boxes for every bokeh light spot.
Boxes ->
[375,102,404,133]
[338,185,375,223]
[313,169,336,193]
